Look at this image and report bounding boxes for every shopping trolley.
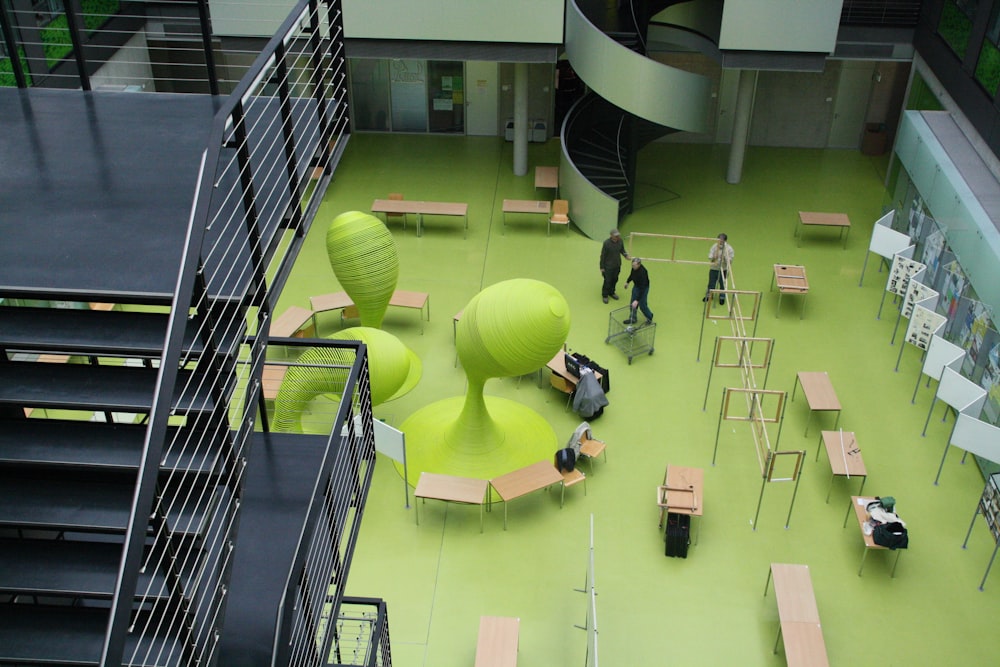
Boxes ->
[605,306,656,364]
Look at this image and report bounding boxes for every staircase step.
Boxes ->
[0,419,221,474]
[0,306,201,357]
[0,476,211,536]
[0,605,181,666]
[0,362,216,414]
[0,538,168,600]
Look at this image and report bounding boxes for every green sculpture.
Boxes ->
[325,211,398,328]
[401,279,571,481]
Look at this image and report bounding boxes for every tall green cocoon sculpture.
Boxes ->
[400,279,570,481]
[326,211,398,328]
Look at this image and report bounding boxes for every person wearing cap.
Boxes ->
[623,257,653,324]
[703,233,734,305]
[599,228,629,304]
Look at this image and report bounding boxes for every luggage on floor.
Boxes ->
[665,513,690,558]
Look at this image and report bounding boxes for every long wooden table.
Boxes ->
[502,199,551,234]
[764,563,829,667]
[771,264,809,319]
[818,430,866,502]
[791,372,841,436]
[845,496,902,577]
[796,211,851,249]
[414,472,489,533]
[534,165,558,195]
[310,289,430,333]
[475,615,520,667]
[371,198,468,237]
[489,460,564,530]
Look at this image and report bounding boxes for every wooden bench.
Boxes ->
[475,615,519,667]
[261,364,288,401]
[310,290,430,334]
[268,305,316,339]
[764,563,829,667]
[489,460,564,530]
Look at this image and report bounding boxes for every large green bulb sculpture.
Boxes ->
[326,211,398,328]
[272,327,421,434]
[400,279,570,482]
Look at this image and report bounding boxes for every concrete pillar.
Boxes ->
[727,69,758,185]
[513,63,528,176]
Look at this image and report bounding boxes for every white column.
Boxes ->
[727,69,758,185]
[513,63,528,176]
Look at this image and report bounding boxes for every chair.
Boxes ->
[548,199,569,236]
[579,436,607,473]
[549,373,575,410]
[560,468,586,507]
[387,192,406,230]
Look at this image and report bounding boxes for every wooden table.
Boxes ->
[489,460,564,530]
[371,198,469,237]
[771,264,809,319]
[545,351,602,389]
[818,430,866,502]
[310,290,430,333]
[534,165,558,195]
[791,372,841,436]
[414,472,489,532]
[269,305,316,338]
[475,615,520,667]
[658,465,703,546]
[845,496,902,577]
[796,211,851,248]
[764,563,829,667]
[502,199,551,234]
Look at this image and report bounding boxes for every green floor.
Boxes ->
[277,135,999,666]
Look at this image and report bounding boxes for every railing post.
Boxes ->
[0,1,27,87]
[195,0,219,95]
[61,0,90,90]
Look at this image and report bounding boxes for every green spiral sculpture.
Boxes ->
[325,211,399,328]
[272,327,421,434]
[400,279,570,482]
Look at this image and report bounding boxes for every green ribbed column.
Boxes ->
[325,211,399,328]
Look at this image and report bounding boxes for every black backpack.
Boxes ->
[555,447,576,472]
[873,522,908,550]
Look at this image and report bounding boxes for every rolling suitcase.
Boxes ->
[665,513,690,558]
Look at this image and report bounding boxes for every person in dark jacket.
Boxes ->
[599,228,629,304]
[623,257,653,324]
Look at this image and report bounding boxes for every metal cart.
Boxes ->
[605,306,656,364]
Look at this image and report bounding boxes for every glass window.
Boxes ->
[427,61,464,134]
[349,59,390,131]
[389,59,428,132]
[976,2,1000,94]
[938,0,977,58]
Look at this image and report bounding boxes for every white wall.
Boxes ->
[90,30,155,91]
[719,0,843,53]
[211,0,564,42]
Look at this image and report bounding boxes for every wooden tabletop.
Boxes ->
[372,199,467,216]
[769,564,820,623]
[821,431,865,477]
[502,199,551,214]
[780,621,830,667]
[774,264,809,293]
[390,289,429,309]
[798,211,851,228]
[310,291,354,313]
[547,351,602,386]
[658,465,704,516]
[534,165,558,189]
[269,305,315,337]
[490,460,563,502]
[475,616,520,667]
[850,496,885,549]
[415,472,489,505]
[796,372,841,411]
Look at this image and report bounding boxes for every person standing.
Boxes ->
[623,257,653,324]
[703,233,735,305]
[599,228,629,304]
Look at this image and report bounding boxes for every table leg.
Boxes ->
[763,567,773,597]
[415,498,421,525]
[843,499,853,528]
[791,374,801,402]
[803,410,813,437]
[417,213,423,237]
[843,226,850,249]
[858,547,869,576]
[800,293,806,320]
[857,476,867,497]
[891,550,901,578]
[774,625,784,655]
[815,432,823,461]
[826,474,835,503]
[833,411,841,430]
[776,292,783,318]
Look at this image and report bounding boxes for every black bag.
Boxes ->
[665,513,690,558]
[555,447,576,472]
[589,360,610,393]
[873,521,908,550]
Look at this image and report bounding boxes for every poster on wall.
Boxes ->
[901,280,939,319]
[887,254,926,297]
[906,304,947,351]
[942,261,967,320]
[959,302,991,374]
[982,343,1000,424]
[922,229,946,284]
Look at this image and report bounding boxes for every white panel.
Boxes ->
[869,222,911,259]
[465,61,498,137]
[937,367,987,415]
[950,413,1000,464]
[373,419,406,462]
[719,0,843,53]
[922,334,966,382]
